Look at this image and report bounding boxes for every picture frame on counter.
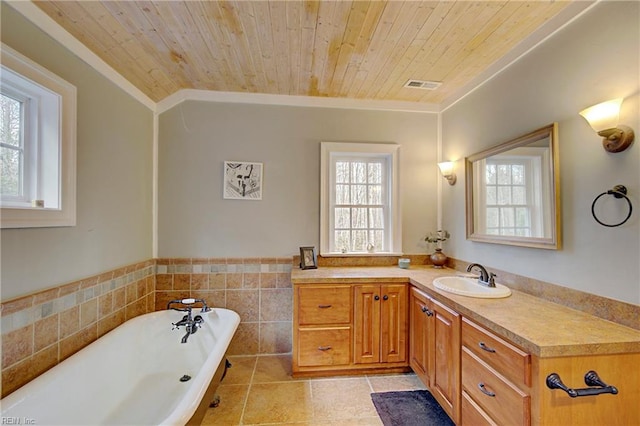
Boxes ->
[299,246,318,269]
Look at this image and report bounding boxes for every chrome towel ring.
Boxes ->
[591,185,633,227]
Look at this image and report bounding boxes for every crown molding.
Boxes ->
[441,1,597,112]
[156,88,440,115]
[6,0,156,111]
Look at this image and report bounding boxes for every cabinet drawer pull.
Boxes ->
[383,294,389,301]
[317,304,332,309]
[478,383,496,397]
[479,342,496,353]
[317,345,332,351]
[374,295,380,301]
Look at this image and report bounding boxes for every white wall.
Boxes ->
[158,101,438,257]
[0,4,154,300]
[441,1,640,304]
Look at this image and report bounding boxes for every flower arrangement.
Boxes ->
[424,230,450,250]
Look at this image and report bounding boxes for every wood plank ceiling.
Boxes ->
[33,1,574,105]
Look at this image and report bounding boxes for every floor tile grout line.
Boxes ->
[238,356,258,426]
[365,374,376,394]
[308,376,316,420]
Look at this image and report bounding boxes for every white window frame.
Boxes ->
[320,142,401,256]
[1,44,76,228]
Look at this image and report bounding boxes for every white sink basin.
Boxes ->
[433,276,511,299]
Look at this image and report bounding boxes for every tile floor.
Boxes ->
[201,355,426,425]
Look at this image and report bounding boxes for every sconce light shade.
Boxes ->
[579,98,634,153]
[438,161,456,185]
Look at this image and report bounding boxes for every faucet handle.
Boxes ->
[488,273,497,285]
[182,298,212,312]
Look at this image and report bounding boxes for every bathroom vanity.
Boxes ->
[291,266,640,426]
[293,282,410,376]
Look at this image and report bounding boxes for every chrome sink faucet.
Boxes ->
[466,263,497,288]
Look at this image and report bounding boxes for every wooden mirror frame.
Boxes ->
[465,123,561,250]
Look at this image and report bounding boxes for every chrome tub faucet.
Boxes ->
[168,298,210,343]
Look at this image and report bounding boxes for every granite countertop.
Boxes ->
[291,266,640,358]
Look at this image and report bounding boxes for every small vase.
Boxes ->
[430,248,447,268]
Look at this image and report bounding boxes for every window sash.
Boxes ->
[1,90,31,203]
[330,156,389,252]
[321,142,400,256]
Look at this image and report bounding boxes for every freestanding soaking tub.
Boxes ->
[1,307,240,425]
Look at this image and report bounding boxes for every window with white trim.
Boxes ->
[1,44,76,228]
[320,142,401,255]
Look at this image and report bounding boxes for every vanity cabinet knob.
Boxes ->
[383,295,389,301]
[374,295,380,301]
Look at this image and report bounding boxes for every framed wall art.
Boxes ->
[223,161,263,200]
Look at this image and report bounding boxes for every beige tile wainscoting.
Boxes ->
[0,260,155,397]
[155,257,293,355]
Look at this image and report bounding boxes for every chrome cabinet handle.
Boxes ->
[318,304,332,309]
[318,346,332,351]
[479,342,496,353]
[478,383,496,397]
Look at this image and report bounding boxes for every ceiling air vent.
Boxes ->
[404,79,442,90]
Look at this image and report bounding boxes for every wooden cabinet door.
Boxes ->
[354,285,381,364]
[431,297,461,424]
[409,287,433,386]
[380,284,408,363]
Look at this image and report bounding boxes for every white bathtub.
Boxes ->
[1,308,240,425]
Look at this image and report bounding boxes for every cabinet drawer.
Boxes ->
[461,390,497,426]
[298,286,351,325]
[462,317,531,386]
[462,347,530,426]
[298,328,351,367]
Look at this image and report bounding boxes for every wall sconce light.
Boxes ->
[579,98,635,153]
[438,161,456,185]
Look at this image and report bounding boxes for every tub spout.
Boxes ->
[180,315,204,344]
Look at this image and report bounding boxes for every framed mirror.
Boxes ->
[465,123,561,250]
